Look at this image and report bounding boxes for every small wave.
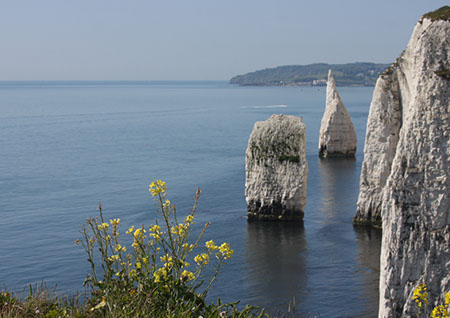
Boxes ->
[241,104,288,109]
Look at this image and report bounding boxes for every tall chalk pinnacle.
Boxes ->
[318,70,357,157]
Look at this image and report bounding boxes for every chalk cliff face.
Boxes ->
[354,69,403,227]
[355,10,450,317]
[245,114,308,221]
[318,70,357,157]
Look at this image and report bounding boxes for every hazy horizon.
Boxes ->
[0,0,447,81]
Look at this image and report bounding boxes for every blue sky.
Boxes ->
[0,0,447,80]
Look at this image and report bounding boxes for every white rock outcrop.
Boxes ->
[245,114,308,221]
[353,68,403,227]
[355,10,449,317]
[318,70,357,157]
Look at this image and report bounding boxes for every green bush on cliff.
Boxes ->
[422,6,450,21]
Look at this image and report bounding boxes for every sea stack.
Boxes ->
[318,70,357,157]
[355,7,449,317]
[245,114,308,221]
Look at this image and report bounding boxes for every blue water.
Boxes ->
[0,81,381,317]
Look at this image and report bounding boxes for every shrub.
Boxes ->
[76,180,267,317]
[412,283,450,318]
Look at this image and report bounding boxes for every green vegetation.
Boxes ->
[1,181,277,318]
[412,284,450,318]
[435,68,450,80]
[230,62,390,87]
[2,181,448,317]
[250,135,302,165]
[0,285,88,318]
[278,155,300,163]
[422,6,450,22]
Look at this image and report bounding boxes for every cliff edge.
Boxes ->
[354,6,449,317]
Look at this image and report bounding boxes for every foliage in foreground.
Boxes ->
[413,284,450,318]
[1,181,449,317]
[1,181,270,318]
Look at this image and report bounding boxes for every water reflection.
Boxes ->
[318,157,358,220]
[302,157,381,317]
[246,222,307,313]
[354,226,382,317]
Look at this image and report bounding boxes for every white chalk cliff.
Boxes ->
[318,70,357,157]
[355,8,449,317]
[245,114,308,221]
[353,67,403,227]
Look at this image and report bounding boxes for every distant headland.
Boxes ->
[229,62,390,87]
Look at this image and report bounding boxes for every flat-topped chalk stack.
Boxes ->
[245,114,308,221]
[318,70,357,157]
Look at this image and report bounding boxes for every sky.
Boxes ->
[0,0,447,81]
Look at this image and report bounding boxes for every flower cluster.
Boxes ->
[194,253,210,266]
[219,242,234,259]
[97,222,109,230]
[78,180,234,314]
[430,292,450,318]
[413,284,429,310]
[412,284,450,318]
[431,305,449,318]
[206,240,219,251]
[149,180,167,197]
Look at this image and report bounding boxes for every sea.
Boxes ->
[0,81,381,317]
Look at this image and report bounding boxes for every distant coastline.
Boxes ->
[230,62,390,87]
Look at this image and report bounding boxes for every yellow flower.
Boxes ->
[108,254,119,262]
[194,253,210,265]
[136,262,142,269]
[160,254,172,262]
[149,180,167,197]
[98,222,109,230]
[160,254,173,268]
[115,244,126,252]
[194,254,202,264]
[206,240,219,251]
[413,284,429,312]
[181,270,195,281]
[134,228,146,238]
[110,218,120,226]
[126,226,135,234]
[430,305,449,318]
[171,223,187,236]
[445,292,450,306]
[185,215,194,224]
[163,199,171,208]
[149,225,161,233]
[219,242,234,259]
[149,225,161,240]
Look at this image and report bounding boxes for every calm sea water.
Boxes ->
[0,81,381,317]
